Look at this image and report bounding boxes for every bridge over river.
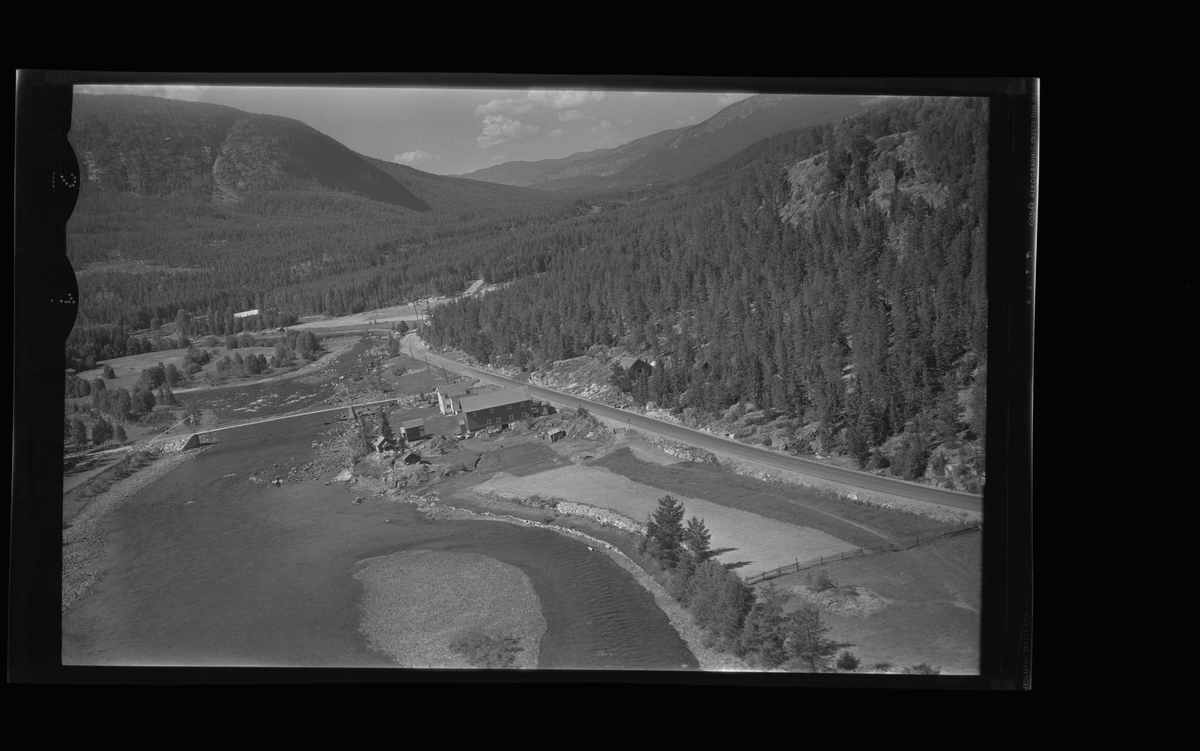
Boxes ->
[80,397,410,459]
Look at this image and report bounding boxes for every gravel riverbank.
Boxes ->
[62,450,202,614]
[354,549,546,669]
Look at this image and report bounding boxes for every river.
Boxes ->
[63,379,697,670]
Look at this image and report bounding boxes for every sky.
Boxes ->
[73,84,758,175]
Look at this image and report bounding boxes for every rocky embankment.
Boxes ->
[62,450,201,613]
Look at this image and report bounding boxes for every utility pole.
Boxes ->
[440,364,450,385]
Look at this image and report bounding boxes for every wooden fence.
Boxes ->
[743,525,983,586]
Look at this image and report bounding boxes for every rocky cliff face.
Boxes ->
[779,130,950,225]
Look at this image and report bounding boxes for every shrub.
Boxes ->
[836,651,861,672]
[687,558,754,652]
[448,629,523,669]
[904,663,941,675]
[814,569,836,592]
[871,661,894,672]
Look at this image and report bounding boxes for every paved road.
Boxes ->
[403,334,983,513]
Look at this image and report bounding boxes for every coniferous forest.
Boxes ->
[64,94,988,490]
[421,97,989,487]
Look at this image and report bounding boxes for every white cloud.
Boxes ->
[475,98,535,116]
[550,129,564,137]
[688,115,697,122]
[590,120,613,134]
[477,115,540,148]
[527,90,606,110]
[621,119,633,126]
[717,92,753,106]
[475,90,606,117]
[74,84,208,101]
[558,109,585,122]
[393,150,442,166]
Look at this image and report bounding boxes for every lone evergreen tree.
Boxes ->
[102,364,116,379]
[114,424,128,443]
[784,604,842,672]
[646,495,686,567]
[379,412,395,442]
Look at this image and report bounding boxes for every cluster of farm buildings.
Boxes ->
[372,356,654,453]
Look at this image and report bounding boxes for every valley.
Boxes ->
[57,87,993,677]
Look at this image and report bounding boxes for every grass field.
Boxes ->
[473,464,859,574]
[590,448,965,548]
[768,531,982,674]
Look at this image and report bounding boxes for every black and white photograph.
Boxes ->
[13,73,1035,685]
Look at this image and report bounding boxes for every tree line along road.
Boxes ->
[402,333,983,514]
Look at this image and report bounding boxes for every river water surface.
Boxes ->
[63,400,697,670]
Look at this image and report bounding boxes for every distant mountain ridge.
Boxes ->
[455,148,613,186]
[458,94,874,192]
[69,94,550,214]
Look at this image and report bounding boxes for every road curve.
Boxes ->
[404,334,983,513]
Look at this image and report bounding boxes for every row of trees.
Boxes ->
[639,496,851,672]
[68,416,127,447]
[65,319,306,372]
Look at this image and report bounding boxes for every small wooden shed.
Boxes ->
[401,419,425,442]
[373,435,396,453]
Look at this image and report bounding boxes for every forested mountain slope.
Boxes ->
[422,97,989,491]
[71,94,428,210]
[64,94,576,366]
[461,95,872,193]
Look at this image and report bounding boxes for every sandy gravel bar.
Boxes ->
[354,549,546,669]
[62,450,201,613]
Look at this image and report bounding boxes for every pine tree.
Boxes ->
[784,604,842,672]
[684,516,713,562]
[102,364,116,379]
[379,412,395,442]
[646,495,686,567]
[739,583,789,667]
[114,425,128,443]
